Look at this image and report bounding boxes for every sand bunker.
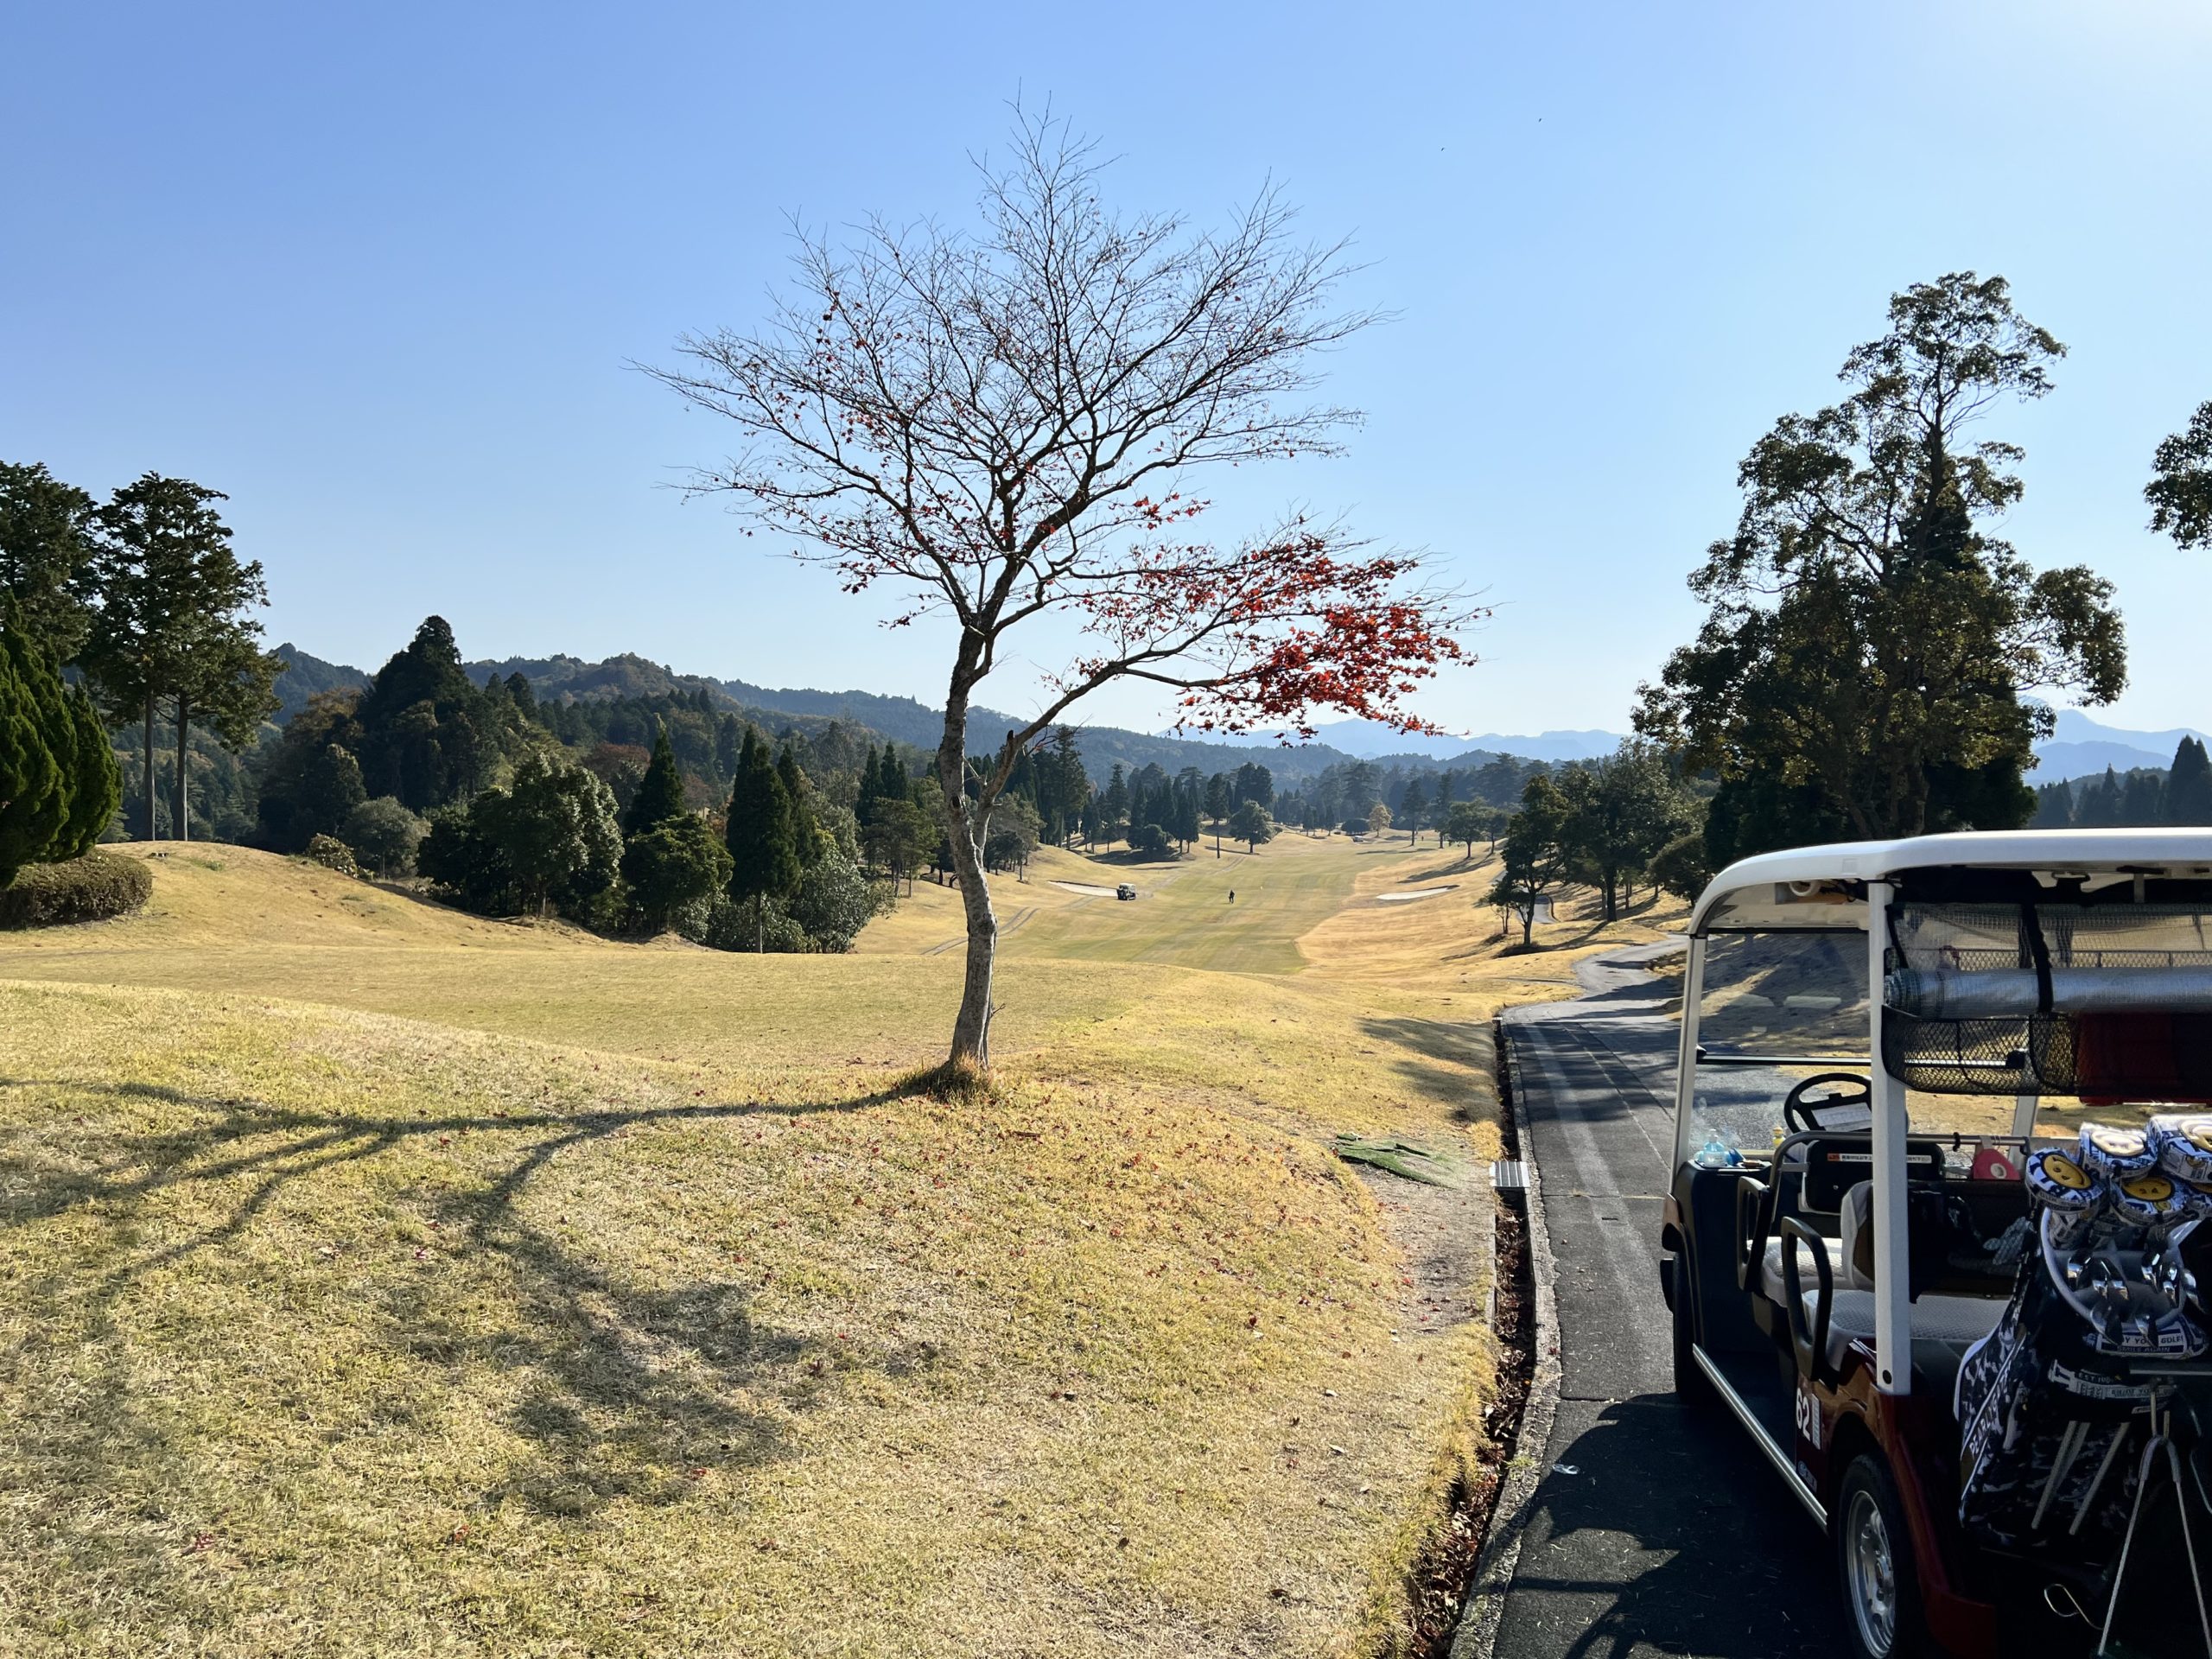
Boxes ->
[1375,885,1457,904]
[1053,881,1124,898]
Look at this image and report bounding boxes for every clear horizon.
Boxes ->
[6,1,2208,735]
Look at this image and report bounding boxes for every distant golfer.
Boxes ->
[1229,889,1236,905]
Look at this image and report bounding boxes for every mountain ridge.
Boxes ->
[271,646,2207,788]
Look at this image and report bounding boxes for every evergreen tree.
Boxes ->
[2169,738,2212,825]
[79,474,283,841]
[0,461,98,662]
[1401,777,1428,844]
[726,728,799,950]
[1229,799,1277,852]
[1,613,72,885]
[60,681,120,854]
[2030,780,2075,829]
[505,671,537,717]
[855,745,884,828]
[622,812,732,933]
[624,721,687,838]
[777,743,820,862]
[1102,763,1128,840]
[2078,766,2123,829]
[352,617,506,812]
[479,750,622,917]
[2120,768,2165,827]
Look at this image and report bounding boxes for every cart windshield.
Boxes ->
[1688,928,1870,1161]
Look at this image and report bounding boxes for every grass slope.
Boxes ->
[0,837,1676,1657]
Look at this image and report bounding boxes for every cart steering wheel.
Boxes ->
[1783,1071,1872,1134]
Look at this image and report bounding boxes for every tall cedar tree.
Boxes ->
[0,462,98,662]
[776,743,820,863]
[650,111,1471,1070]
[724,728,799,950]
[1637,274,2125,864]
[2169,738,2212,825]
[353,618,498,812]
[625,722,687,838]
[79,475,283,841]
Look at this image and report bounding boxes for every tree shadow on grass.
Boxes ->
[1357,1016,1497,1121]
[0,1077,913,1535]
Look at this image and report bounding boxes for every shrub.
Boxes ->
[303,834,360,877]
[702,893,810,953]
[341,796,428,877]
[0,849,152,929]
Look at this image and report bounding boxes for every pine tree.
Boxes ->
[2167,737,2212,825]
[625,721,687,838]
[725,728,799,950]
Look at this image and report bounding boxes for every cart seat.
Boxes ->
[1801,1287,2007,1401]
[1803,1180,2006,1400]
[1758,1234,1847,1303]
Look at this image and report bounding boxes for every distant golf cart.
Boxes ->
[1115,883,1136,900]
[1661,831,2212,1658]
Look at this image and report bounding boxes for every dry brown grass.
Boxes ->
[0,834,1672,1657]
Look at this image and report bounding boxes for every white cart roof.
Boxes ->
[1689,830,2212,936]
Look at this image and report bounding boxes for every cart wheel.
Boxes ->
[1834,1452,1927,1659]
[1669,1255,1712,1412]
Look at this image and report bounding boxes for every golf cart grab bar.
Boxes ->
[1779,1215,1835,1386]
[1694,1048,1872,1067]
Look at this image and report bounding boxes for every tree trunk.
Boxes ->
[142,695,156,840]
[1520,903,1535,948]
[173,692,190,843]
[938,667,995,1070]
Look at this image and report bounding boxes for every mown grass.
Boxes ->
[0,836,1670,1657]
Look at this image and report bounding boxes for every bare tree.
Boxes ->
[646,112,1472,1071]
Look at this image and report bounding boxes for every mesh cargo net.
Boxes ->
[1883,904,2212,1099]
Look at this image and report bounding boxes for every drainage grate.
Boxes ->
[1490,1159,1527,1191]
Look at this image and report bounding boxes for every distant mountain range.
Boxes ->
[2031,709,2210,783]
[1179,716,1626,765]
[271,645,2203,789]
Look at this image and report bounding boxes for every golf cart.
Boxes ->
[1660,831,2212,1657]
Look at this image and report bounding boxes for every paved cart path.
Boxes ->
[1483,944,1849,1659]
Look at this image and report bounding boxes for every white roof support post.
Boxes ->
[1674,936,1706,1171]
[1866,880,1910,1395]
[2011,1092,2039,1141]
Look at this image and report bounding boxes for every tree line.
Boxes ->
[2030,738,2212,829]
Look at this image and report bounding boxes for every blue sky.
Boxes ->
[4,1,2208,737]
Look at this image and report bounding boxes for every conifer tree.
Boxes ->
[624,721,687,838]
[1401,777,1428,843]
[0,615,68,886]
[2168,737,2212,825]
[776,743,819,863]
[725,728,798,950]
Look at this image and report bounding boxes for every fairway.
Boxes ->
[0,836,1681,1658]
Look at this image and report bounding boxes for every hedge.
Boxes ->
[0,849,153,930]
